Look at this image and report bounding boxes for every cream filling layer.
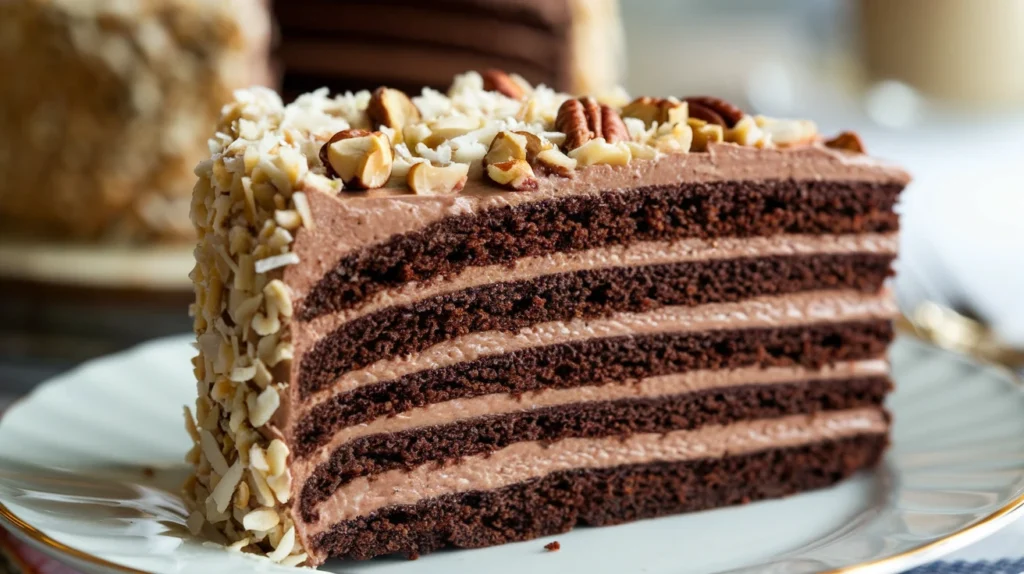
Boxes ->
[298,289,898,410]
[296,233,898,329]
[309,407,888,529]
[292,360,889,478]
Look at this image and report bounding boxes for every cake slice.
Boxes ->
[183,71,907,567]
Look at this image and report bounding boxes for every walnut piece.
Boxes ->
[481,69,528,99]
[824,131,867,154]
[683,97,744,128]
[555,97,629,151]
[367,87,421,142]
[621,97,688,127]
[407,162,470,195]
[320,129,394,190]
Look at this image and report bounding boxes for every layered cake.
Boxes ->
[183,71,907,566]
[0,0,272,241]
[273,0,623,99]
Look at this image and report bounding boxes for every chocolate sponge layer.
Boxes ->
[298,252,894,396]
[309,433,887,562]
[298,179,902,320]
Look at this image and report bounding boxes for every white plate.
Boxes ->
[1,336,1023,574]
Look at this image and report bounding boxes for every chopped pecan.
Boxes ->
[555,97,629,152]
[481,69,526,99]
[824,131,867,154]
[683,96,744,128]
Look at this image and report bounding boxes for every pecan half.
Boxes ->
[555,97,629,151]
[481,69,526,99]
[824,131,867,154]
[683,96,744,128]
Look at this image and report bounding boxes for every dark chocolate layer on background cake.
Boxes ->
[184,71,908,567]
[273,0,624,99]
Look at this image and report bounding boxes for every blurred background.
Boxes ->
[0,0,1022,399]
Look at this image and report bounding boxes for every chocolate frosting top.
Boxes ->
[285,142,909,292]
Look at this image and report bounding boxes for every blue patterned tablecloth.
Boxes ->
[907,559,1024,574]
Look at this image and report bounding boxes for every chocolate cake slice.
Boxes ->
[183,71,908,567]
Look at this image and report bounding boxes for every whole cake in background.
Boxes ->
[273,0,623,99]
[0,0,272,242]
[183,70,907,566]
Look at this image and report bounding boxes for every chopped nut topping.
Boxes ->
[555,97,629,152]
[321,129,394,190]
[407,162,470,195]
[515,130,551,162]
[621,97,688,128]
[688,119,725,152]
[481,68,528,99]
[568,138,632,166]
[484,131,531,166]
[625,142,660,160]
[684,96,745,128]
[825,131,867,154]
[486,159,537,191]
[367,87,421,142]
[534,148,577,177]
[242,508,280,532]
[653,122,694,153]
[726,116,765,147]
[425,115,485,145]
[757,117,818,147]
